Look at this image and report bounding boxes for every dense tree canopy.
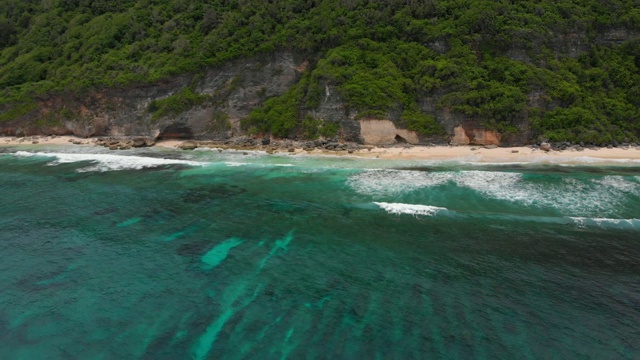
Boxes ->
[2,0,640,141]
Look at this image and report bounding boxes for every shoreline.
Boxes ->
[2,135,640,164]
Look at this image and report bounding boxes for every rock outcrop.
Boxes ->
[358,119,419,145]
[449,125,501,146]
[178,141,198,150]
[450,126,471,145]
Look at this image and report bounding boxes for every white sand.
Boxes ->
[349,145,640,163]
[155,139,184,148]
[0,135,96,146]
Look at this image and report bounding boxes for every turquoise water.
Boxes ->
[1,145,639,359]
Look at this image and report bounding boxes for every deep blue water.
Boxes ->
[1,145,639,359]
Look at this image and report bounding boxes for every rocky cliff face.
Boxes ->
[0,51,306,140]
[309,83,362,143]
[4,32,632,147]
[0,49,531,146]
[0,48,554,147]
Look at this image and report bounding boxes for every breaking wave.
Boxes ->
[224,162,248,167]
[13,151,206,172]
[374,202,447,216]
[570,217,640,230]
[348,169,639,216]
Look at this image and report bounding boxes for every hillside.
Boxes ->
[2,0,640,145]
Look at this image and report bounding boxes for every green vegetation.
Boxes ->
[242,80,303,137]
[148,87,209,120]
[0,101,37,123]
[35,110,66,127]
[530,45,640,143]
[300,116,339,139]
[2,0,640,141]
[402,111,445,136]
[209,110,231,133]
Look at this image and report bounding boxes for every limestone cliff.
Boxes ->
[0,52,306,140]
[0,30,635,147]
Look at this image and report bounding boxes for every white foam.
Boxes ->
[222,161,294,168]
[374,202,446,216]
[592,176,639,195]
[346,169,451,195]
[348,169,638,216]
[455,172,625,215]
[347,169,522,197]
[224,162,248,167]
[13,151,205,172]
[530,156,640,165]
[570,217,640,230]
[449,156,640,166]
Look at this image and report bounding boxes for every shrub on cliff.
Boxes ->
[148,87,209,120]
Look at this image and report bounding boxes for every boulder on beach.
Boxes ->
[540,142,552,151]
[178,141,198,150]
[131,137,147,147]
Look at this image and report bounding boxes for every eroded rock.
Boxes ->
[178,141,198,150]
[540,142,552,151]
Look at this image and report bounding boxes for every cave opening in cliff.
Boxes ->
[158,123,194,140]
[394,134,408,143]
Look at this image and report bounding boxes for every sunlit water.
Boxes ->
[1,145,639,359]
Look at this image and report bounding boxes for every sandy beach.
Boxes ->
[345,144,640,163]
[0,135,95,146]
[2,135,640,164]
[119,138,640,164]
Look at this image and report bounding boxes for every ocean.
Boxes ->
[1,145,639,359]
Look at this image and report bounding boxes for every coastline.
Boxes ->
[2,135,640,165]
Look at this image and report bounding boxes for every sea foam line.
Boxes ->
[224,161,248,167]
[13,151,206,172]
[570,217,640,230]
[374,202,447,216]
[349,169,638,216]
